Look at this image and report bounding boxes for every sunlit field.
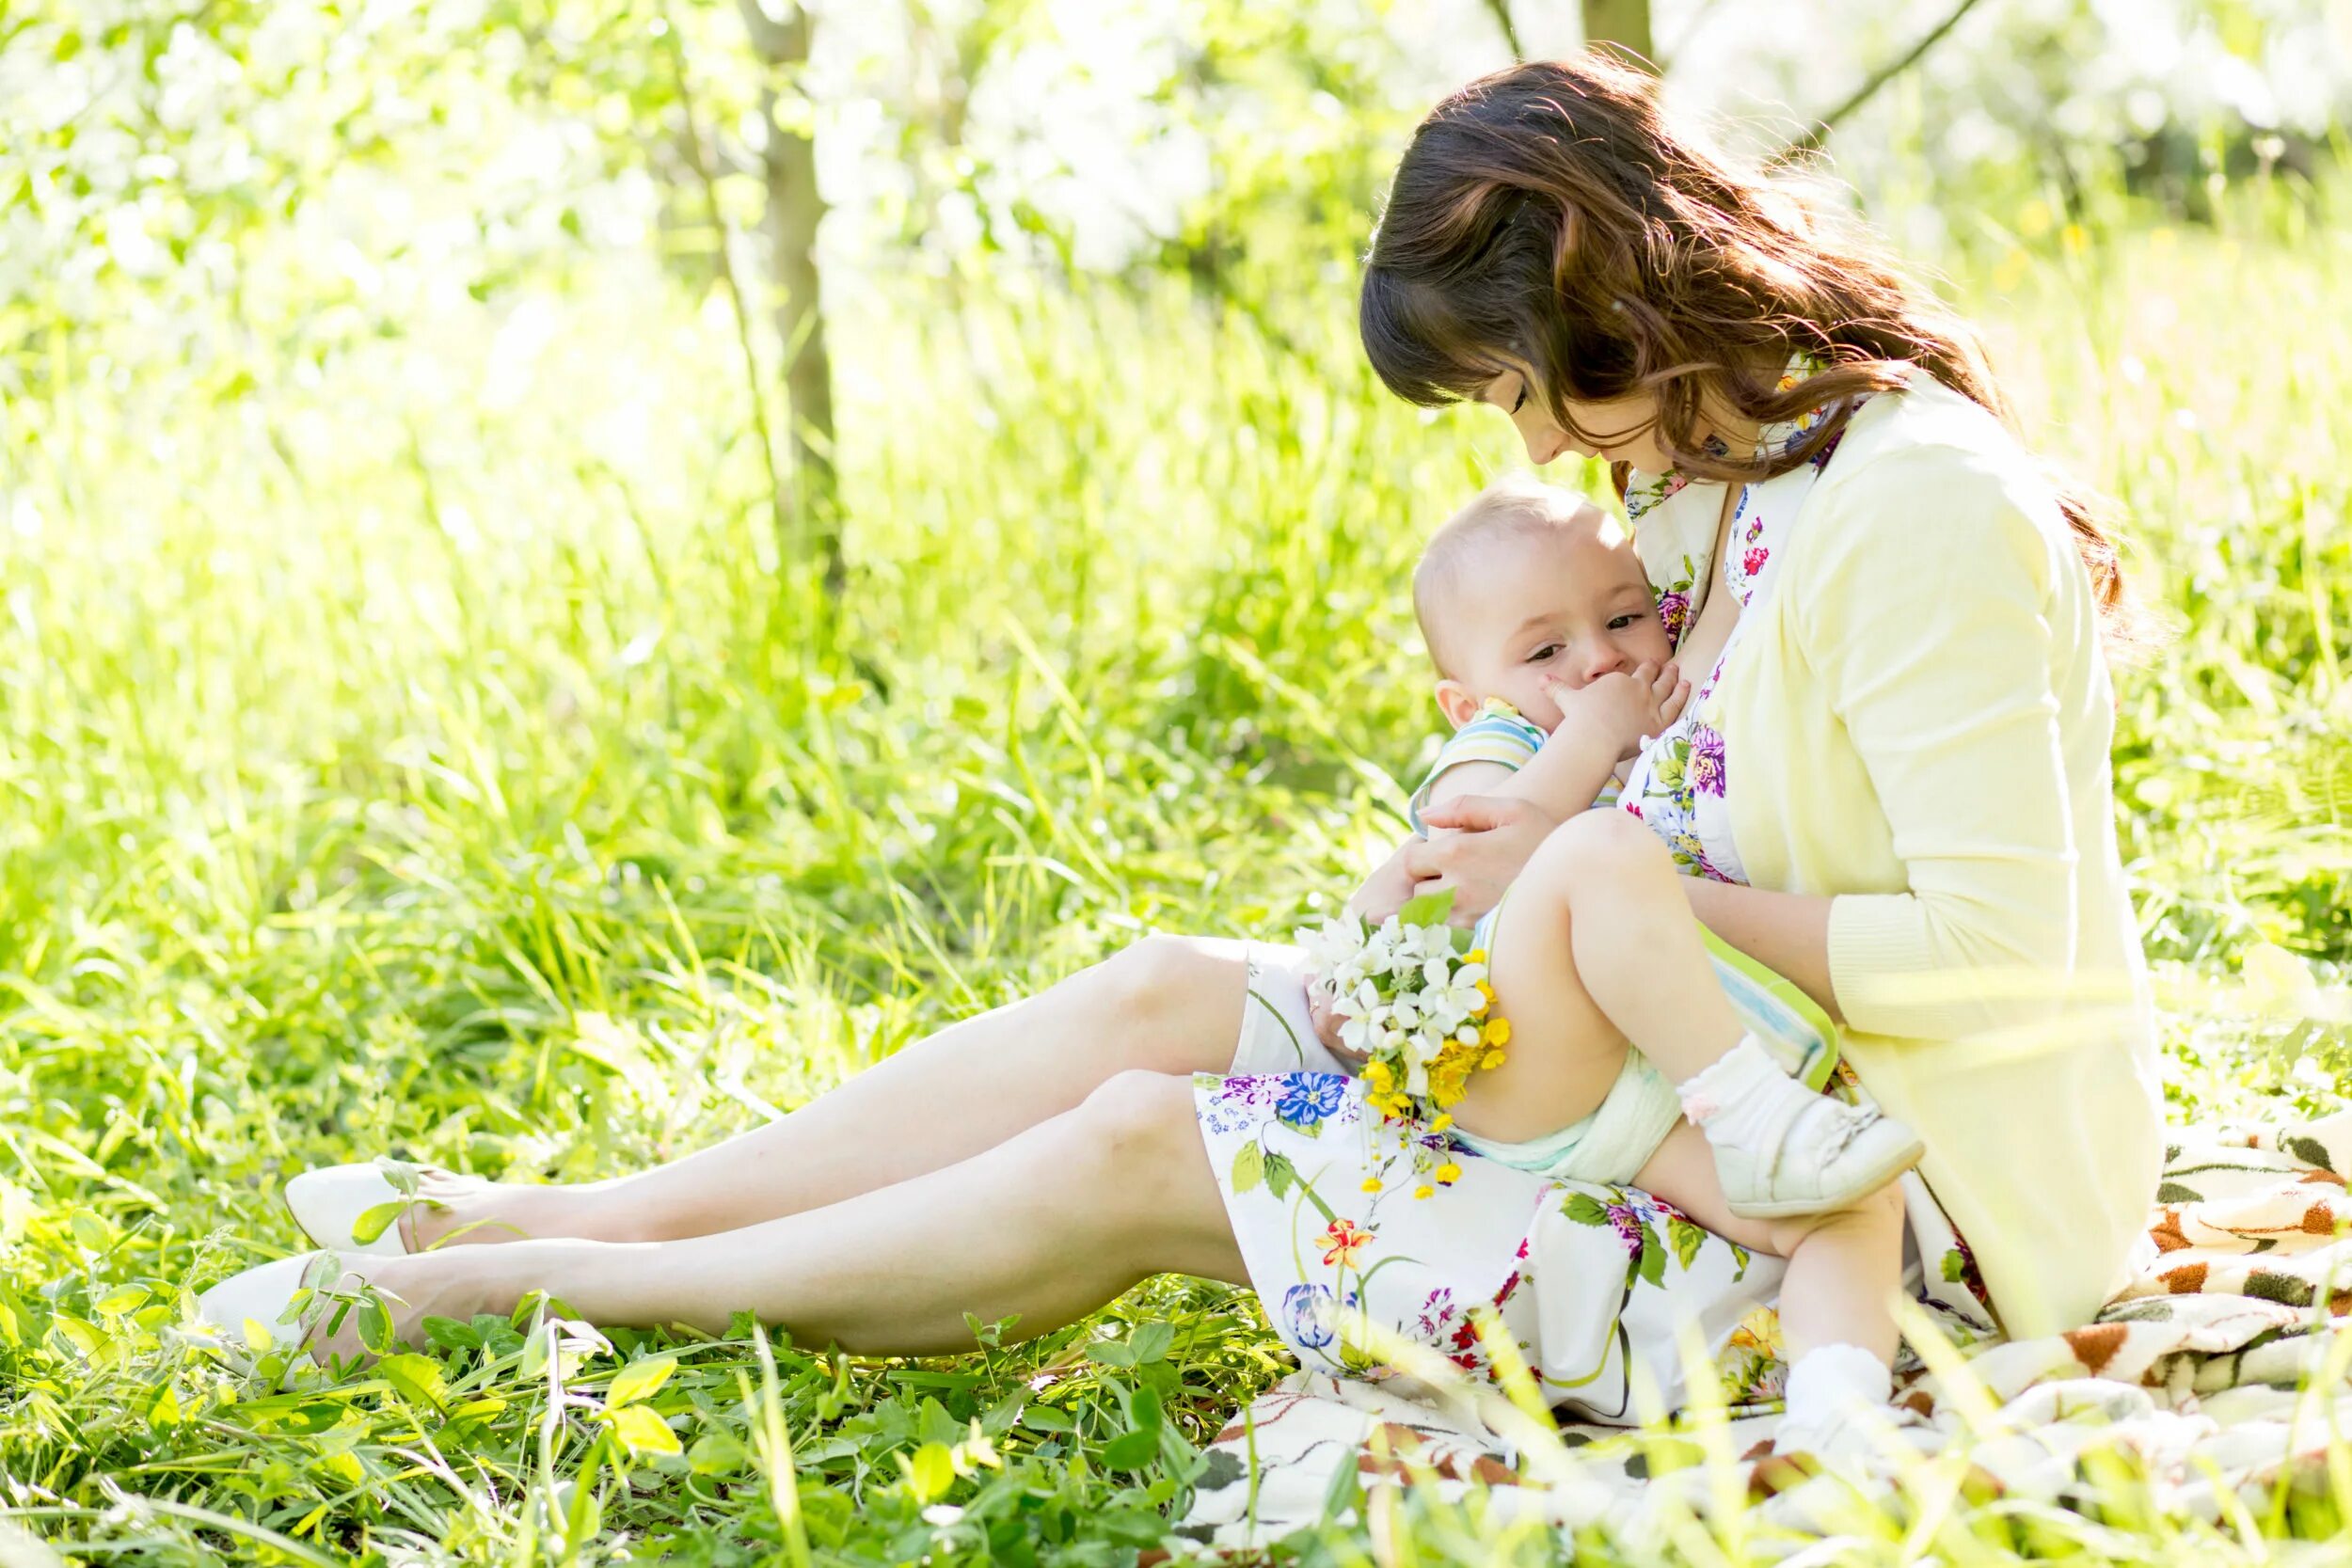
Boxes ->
[4,150,2350,1563]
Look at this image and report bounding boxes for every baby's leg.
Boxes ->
[1461,811,1920,1218]
[1453,811,1747,1144]
[1632,1120,1906,1365]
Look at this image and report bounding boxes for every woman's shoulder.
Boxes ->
[1822,373,2042,491]
[1790,373,2067,594]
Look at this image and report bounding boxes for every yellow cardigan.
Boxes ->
[1687,377,2164,1341]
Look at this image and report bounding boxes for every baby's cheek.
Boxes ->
[1502,676,1565,733]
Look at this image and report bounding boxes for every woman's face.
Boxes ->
[1478,370,1674,474]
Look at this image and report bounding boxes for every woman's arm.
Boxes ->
[1680,879,1837,1019]
[1800,446,2086,1039]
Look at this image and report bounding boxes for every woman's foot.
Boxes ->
[195,1246,498,1373]
[285,1162,553,1254]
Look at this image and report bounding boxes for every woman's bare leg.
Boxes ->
[322,1070,1244,1359]
[407,937,1252,1249]
[1457,810,1750,1143]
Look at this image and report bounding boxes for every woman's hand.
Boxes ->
[1403,795,1561,924]
[1305,979,1369,1071]
[1346,840,1420,924]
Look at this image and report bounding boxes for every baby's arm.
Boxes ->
[1425,661,1691,832]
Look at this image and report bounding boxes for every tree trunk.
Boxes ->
[1581,0,1654,63]
[739,0,843,601]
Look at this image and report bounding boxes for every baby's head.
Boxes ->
[1413,476,1672,733]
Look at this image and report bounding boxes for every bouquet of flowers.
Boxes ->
[1295,890,1511,1196]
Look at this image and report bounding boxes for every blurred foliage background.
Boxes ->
[2,1,2350,1562]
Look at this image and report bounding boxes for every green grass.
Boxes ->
[0,187,2348,1564]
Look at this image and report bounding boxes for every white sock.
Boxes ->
[1677,1036,1815,1150]
[1781,1342,1893,1431]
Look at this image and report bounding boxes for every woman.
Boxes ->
[201,56,2161,1435]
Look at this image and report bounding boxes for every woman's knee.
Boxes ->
[1071,1069,1203,1177]
[1098,936,1247,1069]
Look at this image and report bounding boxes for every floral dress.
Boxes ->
[1192,376,1999,1422]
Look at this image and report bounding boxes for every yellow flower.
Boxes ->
[1435,1163,1463,1185]
[1361,1177,1383,1194]
[1364,1060,1392,1090]
[1484,1017,1512,1047]
[1467,948,1487,964]
[1413,1184,1435,1200]
[1429,1113,1452,1132]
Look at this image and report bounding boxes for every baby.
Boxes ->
[1317,475,1927,1455]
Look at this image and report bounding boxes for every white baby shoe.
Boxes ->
[284,1162,418,1257]
[1714,1094,1924,1220]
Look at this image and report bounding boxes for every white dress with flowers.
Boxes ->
[1192,384,2000,1421]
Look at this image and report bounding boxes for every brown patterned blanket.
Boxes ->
[1176,1112,2352,1554]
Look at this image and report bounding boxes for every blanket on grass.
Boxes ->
[1175,1112,2352,1555]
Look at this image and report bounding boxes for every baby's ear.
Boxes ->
[1435,680,1482,731]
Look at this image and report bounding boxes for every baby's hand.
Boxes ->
[1546,660,1690,761]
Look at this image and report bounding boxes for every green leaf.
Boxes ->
[1128,1322,1175,1365]
[378,1353,447,1409]
[1230,1141,1264,1194]
[609,1402,681,1456]
[607,1355,676,1408]
[358,1294,395,1355]
[1086,1338,1136,1369]
[1396,887,1457,927]
[1668,1218,1705,1272]
[1262,1150,1299,1199]
[1020,1404,1074,1434]
[2286,1135,2336,1173]
[351,1200,407,1246]
[1562,1193,1610,1226]
[1101,1427,1160,1470]
[95,1286,150,1317]
[903,1440,956,1502]
[1636,1232,1666,1289]
[687,1430,750,1475]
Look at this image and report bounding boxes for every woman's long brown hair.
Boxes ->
[1360,54,2127,625]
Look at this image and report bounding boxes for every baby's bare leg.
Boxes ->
[1633,1120,1905,1364]
[1454,810,1749,1143]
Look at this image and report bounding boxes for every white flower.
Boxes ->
[1425,971,1487,1031]
[1454,1024,1481,1046]
[1407,925,1457,961]
[1295,914,1369,969]
[1341,1014,1374,1053]
[1390,994,1422,1029]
